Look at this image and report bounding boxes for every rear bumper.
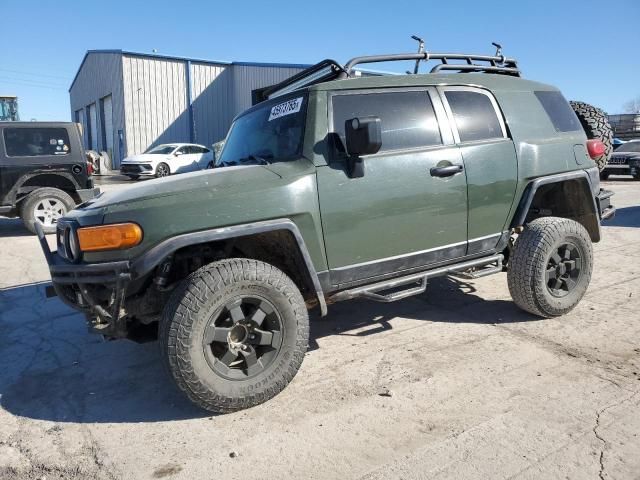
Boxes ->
[597,189,616,220]
[35,222,132,337]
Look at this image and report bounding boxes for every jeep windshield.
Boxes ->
[145,145,177,154]
[216,95,307,167]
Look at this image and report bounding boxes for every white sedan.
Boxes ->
[120,143,214,180]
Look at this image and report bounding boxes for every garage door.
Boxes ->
[89,103,98,150]
[75,109,87,148]
[101,95,113,153]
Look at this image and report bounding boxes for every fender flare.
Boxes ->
[8,171,81,205]
[509,169,601,241]
[131,218,328,316]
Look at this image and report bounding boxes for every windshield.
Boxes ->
[145,145,176,155]
[616,141,640,153]
[216,95,307,167]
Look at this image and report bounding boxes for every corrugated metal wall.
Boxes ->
[69,52,125,165]
[71,52,308,166]
[231,65,305,115]
[122,55,190,156]
[189,62,232,146]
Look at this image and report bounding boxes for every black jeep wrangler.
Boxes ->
[0,122,99,234]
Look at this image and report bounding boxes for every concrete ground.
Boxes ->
[0,177,639,480]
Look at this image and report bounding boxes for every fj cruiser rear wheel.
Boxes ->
[507,217,593,318]
[20,187,75,234]
[569,101,613,171]
[159,258,309,413]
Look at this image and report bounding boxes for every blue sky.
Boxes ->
[2,0,638,121]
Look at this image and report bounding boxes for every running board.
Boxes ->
[330,254,504,303]
[449,256,503,279]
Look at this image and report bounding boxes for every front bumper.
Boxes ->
[35,222,132,337]
[121,164,154,176]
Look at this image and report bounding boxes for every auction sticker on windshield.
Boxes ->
[268,97,303,121]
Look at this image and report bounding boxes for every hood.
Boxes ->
[83,165,280,210]
[121,154,162,164]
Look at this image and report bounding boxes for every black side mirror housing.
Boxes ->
[343,116,382,178]
[345,116,382,157]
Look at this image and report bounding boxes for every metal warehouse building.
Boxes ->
[69,50,309,168]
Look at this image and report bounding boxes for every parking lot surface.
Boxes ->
[1,178,639,480]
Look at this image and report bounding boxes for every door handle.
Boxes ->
[430,164,464,178]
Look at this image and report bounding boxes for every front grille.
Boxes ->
[121,164,145,174]
[608,156,628,165]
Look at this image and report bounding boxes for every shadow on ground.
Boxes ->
[0,276,537,424]
[602,205,640,228]
[0,217,31,238]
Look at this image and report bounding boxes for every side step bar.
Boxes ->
[330,254,504,303]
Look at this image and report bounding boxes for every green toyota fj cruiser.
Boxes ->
[37,45,615,413]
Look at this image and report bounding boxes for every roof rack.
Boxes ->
[252,40,520,103]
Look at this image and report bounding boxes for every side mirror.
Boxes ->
[345,116,382,156]
[174,151,183,156]
[344,116,382,178]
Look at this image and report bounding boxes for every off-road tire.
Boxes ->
[20,187,75,234]
[507,217,593,318]
[569,101,613,171]
[159,258,309,413]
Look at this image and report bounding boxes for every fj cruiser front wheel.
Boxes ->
[507,217,593,318]
[159,258,309,413]
[20,187,75,234]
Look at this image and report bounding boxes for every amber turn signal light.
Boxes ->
[77,223,143,252]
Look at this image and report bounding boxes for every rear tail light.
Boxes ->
[86,161,94,175]
[586,139,605,159]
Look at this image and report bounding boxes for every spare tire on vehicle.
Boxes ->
[569,101,613,172]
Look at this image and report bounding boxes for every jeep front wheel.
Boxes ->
[159,259,309,413]
[20,187,75,234]
[507,217,593,318]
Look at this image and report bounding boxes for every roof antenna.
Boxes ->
[410,35,425,74]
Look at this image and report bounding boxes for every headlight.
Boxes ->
[77,223,143,252]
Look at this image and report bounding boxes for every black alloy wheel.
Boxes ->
[545,243,582,298]
[202,296,283,380]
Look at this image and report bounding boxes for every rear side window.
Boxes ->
[332,90,442,153]
[534,91,582,132]
[444,90,505,142]
[3,127,71,157]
